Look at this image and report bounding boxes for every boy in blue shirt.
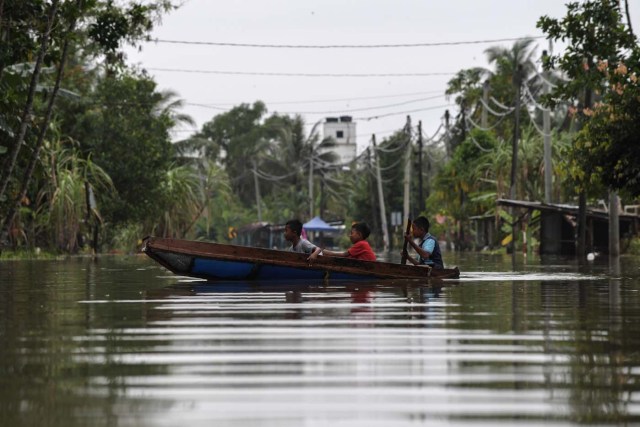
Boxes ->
[402,216,444,269]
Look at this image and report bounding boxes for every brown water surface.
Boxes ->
[1,252,640,426]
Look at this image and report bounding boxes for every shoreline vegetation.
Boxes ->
[0,1,638,258]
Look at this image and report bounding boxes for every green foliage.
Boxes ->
[111,222,144,254]
[188,102,268,207]
[430,129,498,219]
[0,0,181,254]
[538,0,640,196]
[27,137,114,253]
[581,99,640,196]
[87,0,177,66]
[445,67,485,107]
[538,0,636,106]
[156,163,203,239]
[629,237,640,256]
[445,38,543,147]
[70,73,175,225]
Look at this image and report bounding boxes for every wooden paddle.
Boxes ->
[401,218,412,265]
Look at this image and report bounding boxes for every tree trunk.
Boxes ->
[577,86,593,259]
[0,0,6,77]
[0,0,59,203]
[624,0,634,38]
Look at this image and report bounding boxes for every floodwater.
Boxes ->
[1,252,640,426]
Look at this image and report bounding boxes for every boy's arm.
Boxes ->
[307,246,322,262]
[404,234,431,260]
[322,249,348,257]
[401,250,419,265]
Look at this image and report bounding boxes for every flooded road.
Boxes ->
[1,253,640,426]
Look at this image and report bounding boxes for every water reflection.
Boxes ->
[1,255,640,426]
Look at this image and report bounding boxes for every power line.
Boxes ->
[355,104,452,121]
[193,89,444,106]
[147,67,455,78]
[151,36,544,49]
[188,94,447,115]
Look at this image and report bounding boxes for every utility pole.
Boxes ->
[509,65,522,201]
[372,135,390,252]
[443,109,452,251]
[417,120,424,206]
[482,80,489,128]
[542,49,553,204]
[444,109,451,162]
[577,82,592,258]
[308,151,314,219]
[367,148,380,241]
[460,100,467,142]
[509,65,522,255]
[402,115,412,224]
[306,118,324,220]
[609,191,620,256]
[252,161,262,222]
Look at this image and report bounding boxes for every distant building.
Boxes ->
[321,116,357,165]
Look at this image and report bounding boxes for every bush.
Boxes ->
[111,223,144,254]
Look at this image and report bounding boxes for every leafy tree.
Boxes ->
[538,0,640,255]
[575,61,640,197]
[185,102,268,207]
[537,0,639,196]
[0,0,60,204]
[71,73,176,226]
[0,0,180,252]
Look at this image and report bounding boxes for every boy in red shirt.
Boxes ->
[323,222,376,261]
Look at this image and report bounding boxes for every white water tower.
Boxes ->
[321,116,357,165]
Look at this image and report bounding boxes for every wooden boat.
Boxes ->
[142,236,460,281]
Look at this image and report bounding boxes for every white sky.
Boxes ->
[123,0,611,153]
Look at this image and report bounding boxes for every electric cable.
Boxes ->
[489,96,514,111]
[478,97,514,116]
[522,84,550,111]
[147,67,454,78]
[466,113,509,131]
[151,36,545,49]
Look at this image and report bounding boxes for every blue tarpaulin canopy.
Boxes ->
[303,216,338,233]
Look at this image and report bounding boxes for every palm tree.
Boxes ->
[484,38,540,88]
[153,88,195,130]
[446,38,541,147]
[261,114,338,221]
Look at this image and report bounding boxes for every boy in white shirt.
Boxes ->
[283,219,321,262]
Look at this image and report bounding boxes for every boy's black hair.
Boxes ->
[351,222,371,239]
[285,219,303,237]
[413,216,430,232]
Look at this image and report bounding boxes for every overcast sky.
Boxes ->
[124,0,635,153]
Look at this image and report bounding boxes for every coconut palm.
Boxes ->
[445,38,541,148]
[261,114,338,221]
[484,38,540,87]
